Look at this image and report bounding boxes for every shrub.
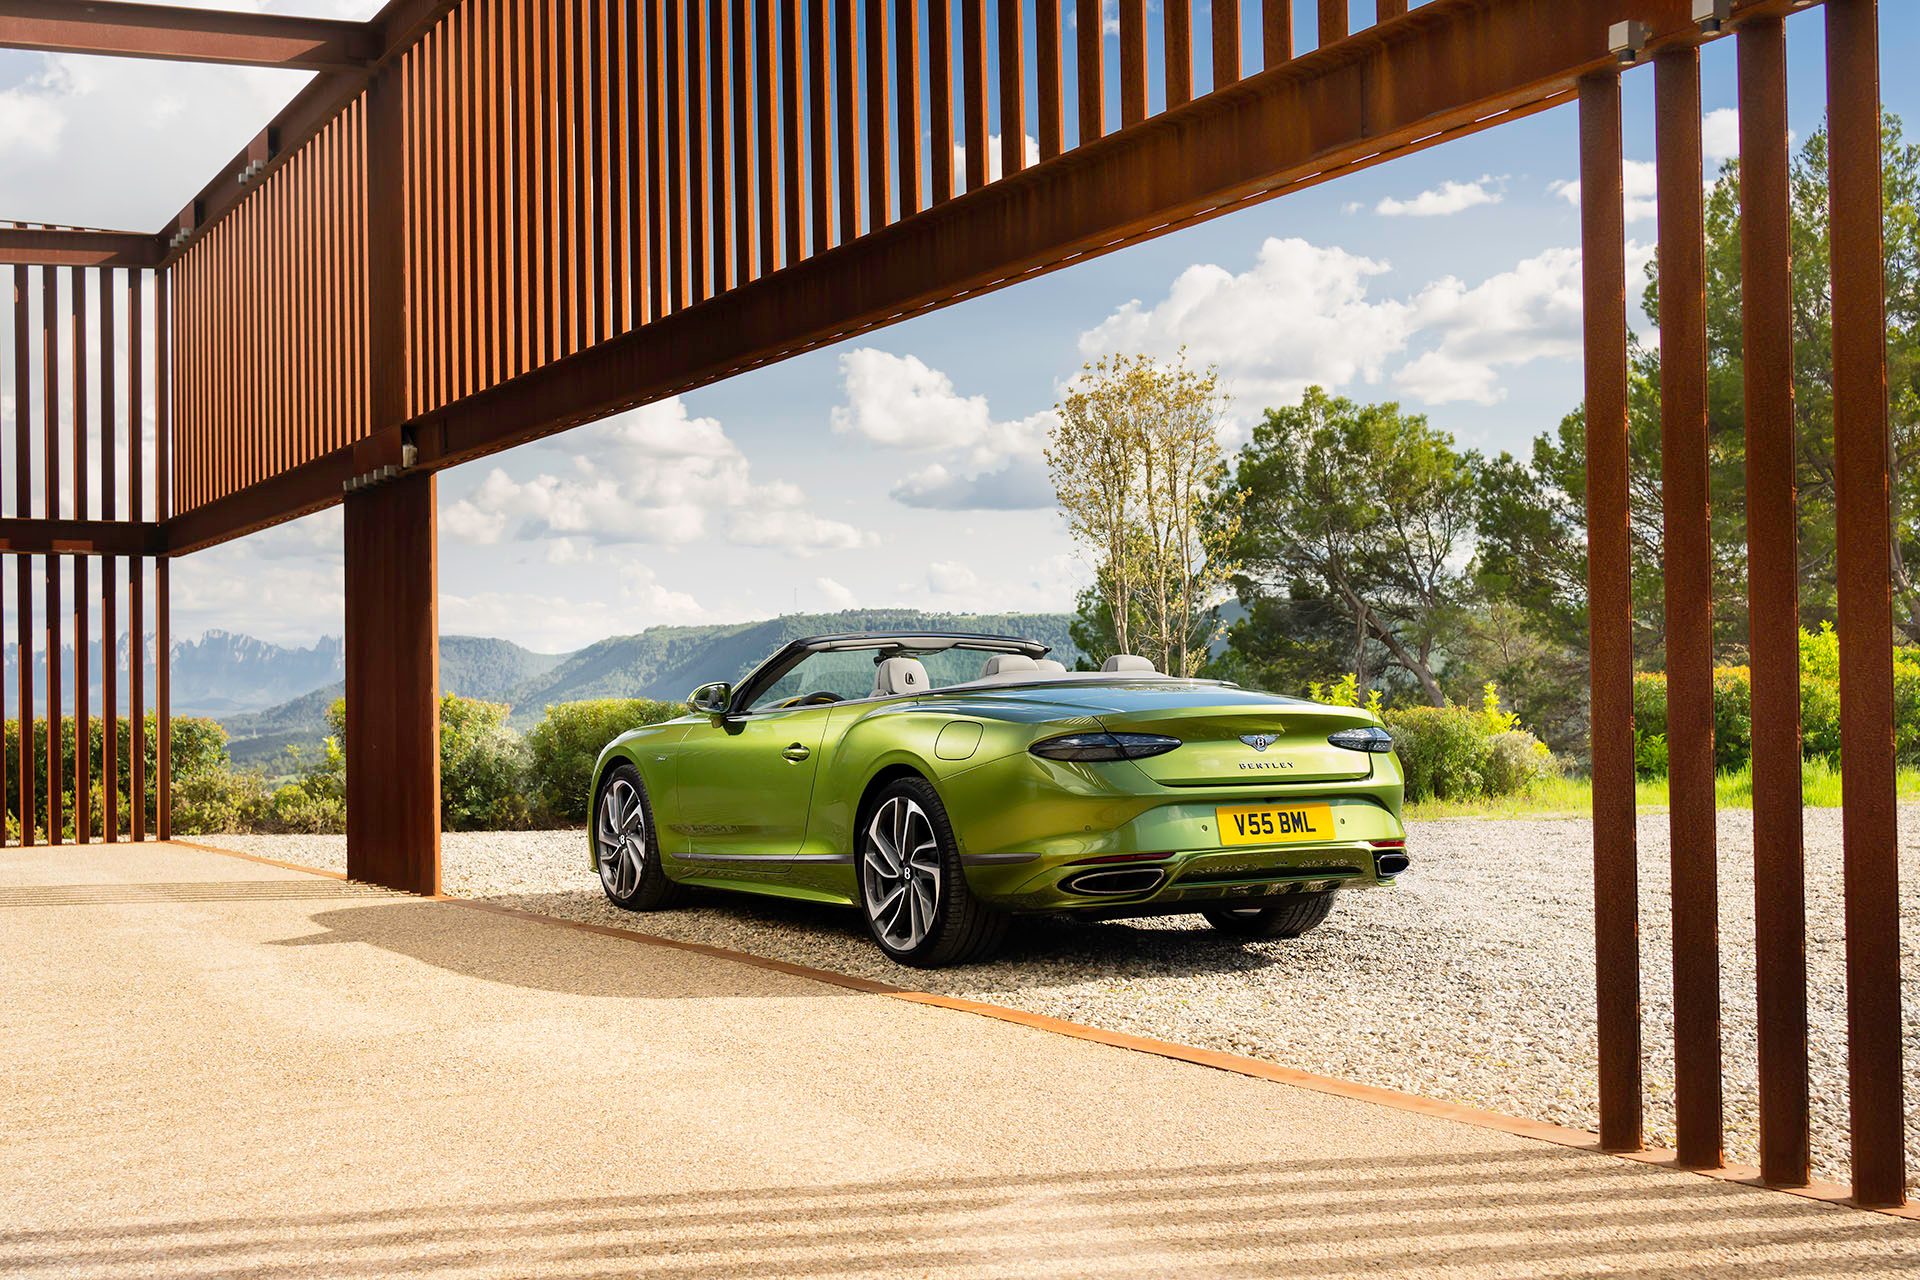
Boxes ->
[267,782,342,834]
[439,696,534,831]
[1382,706,1491,801]
[173,768,243,834]
[526,698,683,823]
[1895,653,1920,766]
[2,713,232,840]
[1630,673,1669,780]
[1485,728,1558,795]
[1712,666,1752,773]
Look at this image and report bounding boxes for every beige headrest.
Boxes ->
[980,654,1039,677]
[1101,654,1156,673]
[872,656,931,697]
[1033,659,1067,673]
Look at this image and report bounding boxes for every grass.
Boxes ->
[1403,759,1920,822]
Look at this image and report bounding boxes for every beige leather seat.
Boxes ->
[1033,659,1067,673]
[1101,654,1156,673]
[872,656,931,697]
[979,654,1039,679]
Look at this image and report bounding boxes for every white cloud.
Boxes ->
[816,577,857,609]
[954,132,1042,190]
[1549,159,1659,222]
[1393,241,1655,405]
[1375,176,1503,217]
[832,349,990,450]
[169,509,344,647]
[440,575,706,652]
[0,71,69,157]
[1703,108,1741,164]
[442,396,873,555]
[927,561,984,596]
[1079,237,1415,409]
[830,348,1056,510]
[904,551,1080,612]
[1079,234,1661,412]
[728,506,872,553]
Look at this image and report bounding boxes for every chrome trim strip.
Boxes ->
[960,853,1040,866]
[674,852,854,865]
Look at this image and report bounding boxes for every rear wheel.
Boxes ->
[856,777,1007,967]
[596,764,684,911]
[1201,891,1335,939]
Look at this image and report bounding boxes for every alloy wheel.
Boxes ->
[862,796,942,950]
[597,778,648,900]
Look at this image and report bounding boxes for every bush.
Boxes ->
[526,698,683,823]
[440,696,534,831]
[1485,728,1559,795]
[2,713,232,841]
[1631,673,1669,780]
[1382,706,1492,801]
[1712,666,1752,773]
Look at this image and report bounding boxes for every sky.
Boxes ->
[3,1,1916,654]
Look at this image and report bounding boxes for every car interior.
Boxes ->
[755,647,1167,711]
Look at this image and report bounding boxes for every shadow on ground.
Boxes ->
[481,885,1308,985]
[272,900,864,1001]
[3,1148,1907,1279]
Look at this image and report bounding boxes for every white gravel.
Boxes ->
[211,805,1920,1194]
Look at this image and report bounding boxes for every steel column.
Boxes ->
[346,62,441,896]
[344,474,440,895]
[1825,0,1905,1210]
[1738,14,1809,1189]
[1074,0,1100,142]
[1654,44,1722,1172]
[1579,70,1642,1154]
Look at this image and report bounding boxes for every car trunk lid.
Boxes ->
[1096,702,1380,786]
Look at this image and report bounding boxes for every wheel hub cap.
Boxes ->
[861,796,941,950]
[596,779,648,899]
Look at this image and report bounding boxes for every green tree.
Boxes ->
[1049,352,1240,674]
[1219,387,1478,705]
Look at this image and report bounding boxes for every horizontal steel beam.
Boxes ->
[0,0,375,70]
[159,0,454,265]
[0,226,160,267]
[0,518,164,557]
[165,0,1805,554]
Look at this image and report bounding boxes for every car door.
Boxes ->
[674,703,834,862]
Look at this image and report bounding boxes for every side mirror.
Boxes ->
[688,681,732,716]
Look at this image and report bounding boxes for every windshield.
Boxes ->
[743,647,1012,711]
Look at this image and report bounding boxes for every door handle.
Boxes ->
[782,743,811,762]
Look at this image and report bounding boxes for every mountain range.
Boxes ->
[206,610,1079,767]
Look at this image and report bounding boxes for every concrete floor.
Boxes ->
[3,843,1916,1279]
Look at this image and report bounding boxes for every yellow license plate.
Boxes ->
[1216,802,1334,847]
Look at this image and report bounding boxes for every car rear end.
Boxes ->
[942,687,1408,916]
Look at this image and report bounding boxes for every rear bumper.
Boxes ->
[941,750,1407,913]
[970,839,1409,913]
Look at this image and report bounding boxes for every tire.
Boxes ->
[1201,891,1336,939]
[595,763,684,911]
[855,776,1008,967]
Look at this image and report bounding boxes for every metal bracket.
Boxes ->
[1608,20,1651,64]
[1692,0,1732,32]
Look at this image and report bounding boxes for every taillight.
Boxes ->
[1029,732,1182,762]
[1327,726,1394,753]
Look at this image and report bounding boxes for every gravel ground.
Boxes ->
[212,805,1920,1194]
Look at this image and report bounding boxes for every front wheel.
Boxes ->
[1201,892,1335,939]
[856,777,1007,967]
[596,764,684,911]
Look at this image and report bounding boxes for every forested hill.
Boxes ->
[216,611,1078,766]
[504,610,1079,720]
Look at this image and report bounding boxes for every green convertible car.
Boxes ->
[589,632,1408,967]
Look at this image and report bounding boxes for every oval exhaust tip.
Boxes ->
[1375,851,1411,878]
[1062,867,1168,897]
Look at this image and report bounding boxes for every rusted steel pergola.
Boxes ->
[0,0,1904,1207]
